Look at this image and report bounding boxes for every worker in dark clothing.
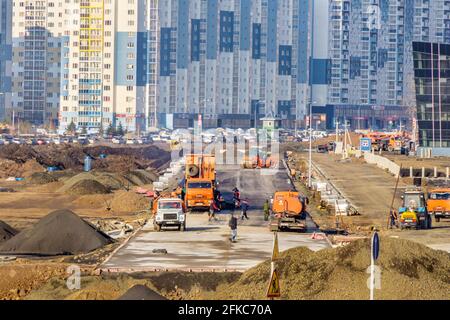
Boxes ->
[263,199,270,221]
[233,187,241,209]
[209,201,219,222]
[229,213,238,243]
[389,210,398,229]
[241,199,250,220]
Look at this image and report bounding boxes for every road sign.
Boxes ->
[360,138,372,152]
[272,232,280,261]
[370,231,380,300]
[372,232,380,261]
[267,268,281,298]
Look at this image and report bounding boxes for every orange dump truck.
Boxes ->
[185,154,216,210]
[427,189,450,222]
[270,191,307,231]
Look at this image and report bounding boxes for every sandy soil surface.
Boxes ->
[293,151,450,251]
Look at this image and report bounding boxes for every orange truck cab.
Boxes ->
[427,189,450,222]
[185,154,216,210]
[270,191,307,231]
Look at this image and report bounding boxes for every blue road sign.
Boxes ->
[360,138,372,152]
[372,232,380,261]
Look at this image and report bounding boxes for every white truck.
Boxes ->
[153,198,187,232]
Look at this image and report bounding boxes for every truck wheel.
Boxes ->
[154,223,161,232]
[435,217,441,223]
[180,223,186,232]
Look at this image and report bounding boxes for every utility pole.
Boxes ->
[308,102,313,188]
[335,120,339,144]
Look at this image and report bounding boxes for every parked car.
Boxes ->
[12,138,24,145]
[112,137,123,144]
[126,138,137,145]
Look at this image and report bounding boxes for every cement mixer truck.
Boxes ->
[184,154,216,211]
[270,191,307,232]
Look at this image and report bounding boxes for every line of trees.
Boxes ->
[65,120,126,136]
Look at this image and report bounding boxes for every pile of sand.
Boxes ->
[0,221,18,243]
[0,210,113,256]
[65,179,110,195]
[111,191,150,213]
[124,170,158,186]
[118,285,167,300]
[29,172,59,185]
[214,237,450,300]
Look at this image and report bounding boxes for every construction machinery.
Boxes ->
[427,188,450,222]
[398,187,432,230]
[242,146,275,169]
[184,154,216,211]
[153,197,187,232]
[363,131,409,153]
[270,191,307,232]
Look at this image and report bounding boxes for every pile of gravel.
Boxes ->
[66,179,110,195]
[0,210,113,256]
[0,221,18,243]
[117,285,167,300]
[29,172,59,185]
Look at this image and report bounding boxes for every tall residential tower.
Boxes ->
[0,0,12,121]
[157,0,312,129]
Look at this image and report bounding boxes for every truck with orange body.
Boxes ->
[184,154,216,211]
[270,191,307,231]
[427,188,450,222]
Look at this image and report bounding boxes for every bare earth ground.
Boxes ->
[301,152,450,250]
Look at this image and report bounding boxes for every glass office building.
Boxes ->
[413,41,450,152]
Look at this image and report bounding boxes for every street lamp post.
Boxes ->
[308,102,313,188]
[307,100,317,188]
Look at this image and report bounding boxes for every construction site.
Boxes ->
[0,132,449,301]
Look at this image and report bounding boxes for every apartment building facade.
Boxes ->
[0,0,12,121]
[156,0,311,129]
[59,0,156,134]
[10,0,63,127]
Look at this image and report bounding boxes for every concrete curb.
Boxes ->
[94,222,147,274]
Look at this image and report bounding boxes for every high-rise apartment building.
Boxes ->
[10,0,63,126]
[59,0,155,133]
[311,0,450,130]
[0,0,12,121]
[157,0,311,129]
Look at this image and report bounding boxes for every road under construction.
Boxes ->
[101,163,329,273]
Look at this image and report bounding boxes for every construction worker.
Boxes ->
[390,210,399,229]
[263,199,270,221]
[209,201,219,222]
[241,198,250,220]
[228,213,238,243]
[233,187,241,209]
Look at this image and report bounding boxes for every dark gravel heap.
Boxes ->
[118,285,167,301]
[0,221,18,243]
[0,210,113,256]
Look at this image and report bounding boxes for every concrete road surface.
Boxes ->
[101,164,328,272]
[102,215,330,272]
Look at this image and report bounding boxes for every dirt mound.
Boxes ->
[65,179,110,196]
[0,210,113,256]
[111,191,150,213]
[60,171,153,194]
[0,144,170,172]
[118,285,167,300]
[124,170,156,186]
[215,238,450,300]
[0,159,44,179]
[0,221,18,243]
[29,172,59,185]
